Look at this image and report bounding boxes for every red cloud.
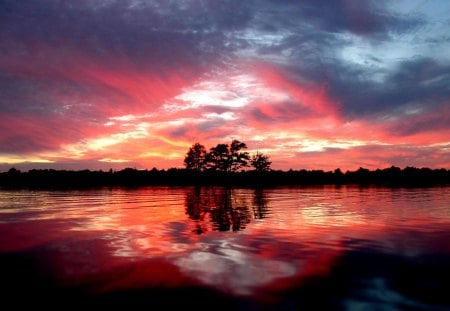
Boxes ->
[252,63,341,116]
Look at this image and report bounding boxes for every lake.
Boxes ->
[0,186,449,310]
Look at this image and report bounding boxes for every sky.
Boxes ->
[1,0,450,172]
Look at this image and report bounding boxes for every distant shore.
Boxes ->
[1,166,449,189]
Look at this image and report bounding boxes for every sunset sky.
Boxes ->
[1,0,449,172]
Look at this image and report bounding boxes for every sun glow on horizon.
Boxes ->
[0,155,55,164]
[1,61,450,172]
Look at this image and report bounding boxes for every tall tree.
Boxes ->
[207,143,230,172]
[184,143,207,171]
[207,140,250,172]
[250,152,272,172]
[229,139,250,172]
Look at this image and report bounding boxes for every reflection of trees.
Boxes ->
[209,188,252,232]
[185,187,209,234]
[185,187,271,233]
[252,188,270,219]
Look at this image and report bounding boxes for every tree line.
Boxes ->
[184,140,271,172]
[1,140,450,188]
[1,165,450,189]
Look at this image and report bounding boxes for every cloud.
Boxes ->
[0,0,449,171]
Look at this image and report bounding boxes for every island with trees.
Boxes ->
[1,139,449,189]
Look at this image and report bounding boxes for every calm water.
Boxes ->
[0,186,449,310]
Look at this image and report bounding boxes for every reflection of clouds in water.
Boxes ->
[107,231,197,258]
[174,240,298,295]
[102,222,294,294]
[104,231,142,258]
[107,221,207,258]
[102,217,304,294]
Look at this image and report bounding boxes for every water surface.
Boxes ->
[1,186,449,310]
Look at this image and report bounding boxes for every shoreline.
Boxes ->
[1,166,449,189]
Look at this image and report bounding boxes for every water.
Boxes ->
[0,186,449,310]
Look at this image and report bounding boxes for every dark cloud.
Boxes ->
[0,0,253,68]
[0,135,54,153]
[339,57,450,116]
[248,101,315,124]
[295,0,419,36]
[387,106,450,136]
[169,126,188,138]
[0,71,115,119]
[248,0,422,48]
[271,55,450,119]
[249,107,274,123]
[0,0,256,118]
[386,57,450,98]
[0,0,431,118]
[252,0,387,34]
[216,0,430,120]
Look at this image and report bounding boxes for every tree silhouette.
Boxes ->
[207,143,231,171]
[184,142,207,171]
[206,139,250,172]
[229,139,250,172]
[250,151,271,172]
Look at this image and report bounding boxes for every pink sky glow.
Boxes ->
[1,1,449,171]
